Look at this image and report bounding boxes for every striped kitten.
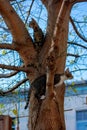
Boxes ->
[29,18,45,52]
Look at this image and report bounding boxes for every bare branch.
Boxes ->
[0,43,16,50]
[0,71,18,78]
[0,78,28,95]
[41,0,48,7]
[0,64,29,72]
[68,41,87,49]
[25,0,35,24]
[9,0,15,1]
[0,0,31,44]
[67,53,80,58]
[0,0,36,71]
[70,16,87,42]
[71,68,87,73]
[40,0,71,74]
[0,25,10,32]
[15,0,25,21]
[53,0,69,40]
[72,0,87,3]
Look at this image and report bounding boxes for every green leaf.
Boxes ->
[0,111,3,115]
[72,88,77,93]
[68,86,77,93]
[3,34,7,40]
[12,109,18,116]
[71,82,75,86]
[0,104,4,109]
[70,60,74,64]
[2,50,7,55]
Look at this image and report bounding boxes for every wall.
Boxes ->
[64,94,87,130]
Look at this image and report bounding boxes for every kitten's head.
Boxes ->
[64,68,73,79]
[29,18,38,29]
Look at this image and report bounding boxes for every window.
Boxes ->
[76,110,87,121]
[76,110,87,130]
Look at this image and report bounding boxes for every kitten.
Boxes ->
[24,68,73,109]
[29,18,45,52]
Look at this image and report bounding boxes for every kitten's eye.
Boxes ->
[66,74,70,77]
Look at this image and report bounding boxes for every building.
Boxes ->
[0,81,87,130]
[65,81,87,130]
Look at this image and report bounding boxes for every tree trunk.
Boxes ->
[29,1,72,130]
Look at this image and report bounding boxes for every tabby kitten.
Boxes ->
[29,18,45,51]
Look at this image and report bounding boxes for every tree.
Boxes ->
[0,0,87,130]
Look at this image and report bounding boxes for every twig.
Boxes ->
[25,0,35,24]
[0,71,18,78]
[70,16,87,42]
[67,53,80,58]
[68,41,87,49]
[0,78,28,95]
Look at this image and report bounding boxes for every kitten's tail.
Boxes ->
[24,89,30,109]
[24,98,29,109]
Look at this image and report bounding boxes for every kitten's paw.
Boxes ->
[40,95,46,100]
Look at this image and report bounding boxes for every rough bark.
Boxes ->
[28,1,86,130]
[40,0,72,74]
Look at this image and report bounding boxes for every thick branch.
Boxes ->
[0,71,18,78]
[0,64,29,72]
[0,0,31,44]
[0,0,36,69]
[77,0,87,1]
[0,43,15,50]
[70,16,87,42]
[71,0,87,4]
[41,0,48,7]
[46,45,57,98]
[40,0,72,74]
[0,78,28,95]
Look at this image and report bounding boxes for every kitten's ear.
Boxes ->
[32,18,34,21]
[65,68,73,79]
[65,68,69,73]
[32,18,35,22]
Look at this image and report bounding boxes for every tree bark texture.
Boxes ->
[0,0,86,130]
